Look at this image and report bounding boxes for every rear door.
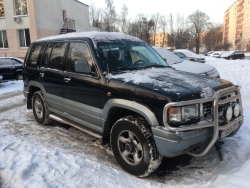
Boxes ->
[62,41,101,130]
[39,42,68,112]
[24,42,46,82]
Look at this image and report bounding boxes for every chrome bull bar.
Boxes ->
[163,85,244,157]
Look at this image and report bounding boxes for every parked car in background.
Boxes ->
[0,57,24,80]
[210,51,227,58]
[207,51,214,56]
[202,51,208,56]
[173,49,205,63]
[220,51,245,60]
[154,47,220,78]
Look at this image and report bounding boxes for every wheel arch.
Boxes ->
[27,81,46,109]
[101,99,159,144]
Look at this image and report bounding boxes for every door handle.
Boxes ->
[64,77,71,82]
[40,72,44,77]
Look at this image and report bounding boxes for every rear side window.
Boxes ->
[65,42,93,73]
[26,43,45,67]
[0,59,12,65]
[42,42,68,70]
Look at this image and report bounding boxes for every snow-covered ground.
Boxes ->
[0,57,250,188]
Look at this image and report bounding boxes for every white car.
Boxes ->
[153,47,220,78]
[173,49,205,63]
[210,51,227,58]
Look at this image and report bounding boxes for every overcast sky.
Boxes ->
[79,0,237,24]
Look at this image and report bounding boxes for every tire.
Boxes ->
[110,115,162,177]
[32,91,51,125]
[15,72,23,80]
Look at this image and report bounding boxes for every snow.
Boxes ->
[37,31,141,44]
[109,66,220,94]
[153,46,183,65]
[0,57,250,187]
[174,49,204,59]
[0,80,23,95]
[153,47,216,75]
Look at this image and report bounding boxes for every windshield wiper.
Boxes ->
[144,65,169,68]
[111,67,141,72]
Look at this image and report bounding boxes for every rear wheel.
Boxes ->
[32,91,51,125]
[15,72,23,80]
[110,115,162,177]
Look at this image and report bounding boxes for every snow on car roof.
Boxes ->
[37,32,142,45]
[0,57,24,62]
[174,49,203,58]
[220,50,244,57]
[153,47,183,65]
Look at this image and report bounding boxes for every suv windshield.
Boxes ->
[95,40,168,72]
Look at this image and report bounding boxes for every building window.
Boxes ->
[14,0,28,15]
[18,29,30,47]
[0,0,4,17]
[0,30,8,48]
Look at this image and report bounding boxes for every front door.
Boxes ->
[62,41,101,130]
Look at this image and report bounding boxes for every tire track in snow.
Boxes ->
[0,91,23,101]
[0,100,26,114]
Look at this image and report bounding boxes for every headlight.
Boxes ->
[168,104,199,122]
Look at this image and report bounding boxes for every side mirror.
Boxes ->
[75,60,92,73]
[162,58,167,63]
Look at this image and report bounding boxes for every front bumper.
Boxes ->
[153,85,244,158]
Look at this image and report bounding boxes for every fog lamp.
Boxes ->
[233,103,240,117]
[225,106,233,121]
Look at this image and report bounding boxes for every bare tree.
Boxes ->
[202,24,223,51]
[150,12,160,46]
[159,15,168,47]
[127,14,154,43]
[89,3,103,30]
[103,0,118,32]
[119,4,128,33]
[188,10,210,54]
[167,14,190,49]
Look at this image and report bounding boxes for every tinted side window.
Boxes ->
[49,42,68,70]
[26,43,45,67]
[11,59,22,65]
[42,43,53,66]
[0,59,12,65]
[65,42,93,73]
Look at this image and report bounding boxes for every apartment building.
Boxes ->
[0,0,97,58]
[150,33,169,49]
[223,0,250,51]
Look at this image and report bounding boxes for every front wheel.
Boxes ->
[32,91,51,125]
[110,116,162,177]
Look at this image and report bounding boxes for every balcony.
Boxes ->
[238,0,244,6]
[60,18,76,34]
[238,6,244,12]
[236,24,243,29]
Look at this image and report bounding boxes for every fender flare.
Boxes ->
[101,99,159,126]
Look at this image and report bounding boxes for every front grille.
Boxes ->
[203,102,212,117]
[203,92,238,126]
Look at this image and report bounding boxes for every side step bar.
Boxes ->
[49,114,102,139]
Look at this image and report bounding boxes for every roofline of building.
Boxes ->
[75,0,89,7]
[224,0,238,13]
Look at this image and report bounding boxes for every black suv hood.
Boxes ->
[109,67,233,101]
